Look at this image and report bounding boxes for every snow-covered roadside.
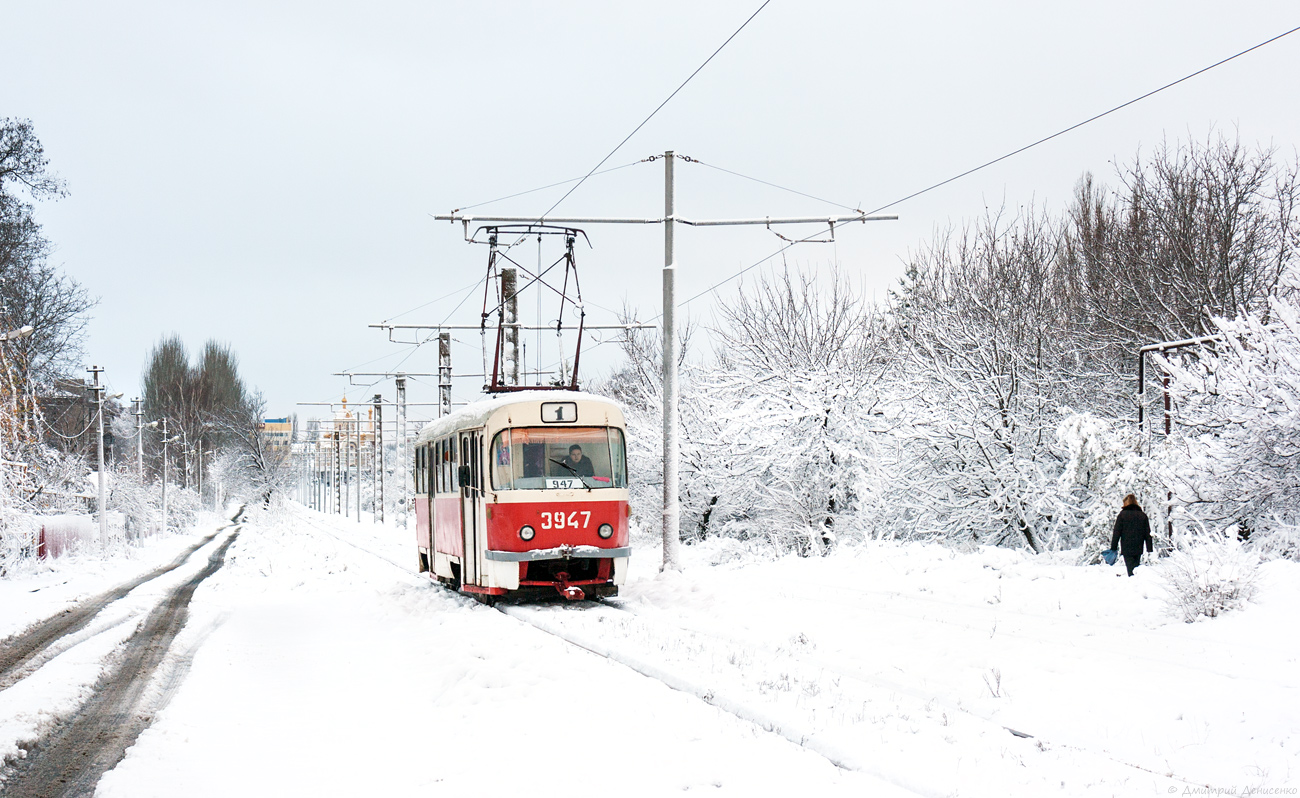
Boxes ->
[0,521,236,770]
[621,539,1300,793]
[0,514,226,641]
[96,508,890,797]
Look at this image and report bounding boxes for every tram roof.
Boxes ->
[414,390,623,446]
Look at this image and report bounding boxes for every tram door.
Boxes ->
[459,431,482,585]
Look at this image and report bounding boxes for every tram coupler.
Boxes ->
[554,572,586,601]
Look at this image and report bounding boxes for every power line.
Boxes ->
[448,161,646,214]
[865,22,1300,216]
[690,158,860,212]
[541,0,773,218]
[339,343,422,374]
[655,22,1300,313]
[383,277,484,324]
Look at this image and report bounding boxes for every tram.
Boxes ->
[413,390,630,601]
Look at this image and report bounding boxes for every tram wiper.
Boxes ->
[549,458,593,492]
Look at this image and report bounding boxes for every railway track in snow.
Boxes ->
[284,510,1202,795]
[775,586,1298,690]
[583,599,1211,791]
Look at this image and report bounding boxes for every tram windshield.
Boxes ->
[490,427,627,491]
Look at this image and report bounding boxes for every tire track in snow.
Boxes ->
[0,530,240,798]
[0,525,236,693]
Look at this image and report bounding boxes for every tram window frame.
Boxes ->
[489,426,627,491]
[440,438,448,493]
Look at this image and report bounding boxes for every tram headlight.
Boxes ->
[519,525,535,541]
[598,523,614,539]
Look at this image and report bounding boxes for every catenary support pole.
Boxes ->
[502,267,520,386]
[438,333,452,418]
[661,151,681,571]
[373,394,383,523]
[396,376,407,528]
[354,406,361,523]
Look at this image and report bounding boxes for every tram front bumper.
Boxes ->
[484,546,631,562]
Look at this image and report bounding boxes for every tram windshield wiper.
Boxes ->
[549,458,592,492]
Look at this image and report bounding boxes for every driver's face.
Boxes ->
[569,450,583,462]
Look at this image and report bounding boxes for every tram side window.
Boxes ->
[447,437,457,491]
[432,440,441,493]
[414,446,424,495]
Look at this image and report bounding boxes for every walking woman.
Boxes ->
[1111,494,1153,576]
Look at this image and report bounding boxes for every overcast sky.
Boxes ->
[3,1,1297,424]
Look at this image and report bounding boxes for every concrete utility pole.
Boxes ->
[161,419,168,533]
[395,376,407,527]
[132,397,144,476]
[502,268,520,386]
[433,151,897,570]
[372,394,383,523]
[334,427,341,515]
[88,366,107,551]
[145,418,169,534]
[439,333,452,417]
[354,407,361,523]
[661,152,680,569]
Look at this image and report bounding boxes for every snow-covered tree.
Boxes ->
[1161,267,1300,559]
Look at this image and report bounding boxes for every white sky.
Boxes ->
[3,1,1297,422]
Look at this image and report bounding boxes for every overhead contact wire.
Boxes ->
[540,0,773,217]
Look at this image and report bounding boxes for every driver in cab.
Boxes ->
[561,444,595,478]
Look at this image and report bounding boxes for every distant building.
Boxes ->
[260,418,293,456]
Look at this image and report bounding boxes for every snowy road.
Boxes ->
[1,507,1296,797]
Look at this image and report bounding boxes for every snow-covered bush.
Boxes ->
[0,509,39,576]
[1160,538,1261,623]
[162,484,203,534]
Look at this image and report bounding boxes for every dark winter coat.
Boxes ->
[1111,504,1153,556]
[559,455,595,478]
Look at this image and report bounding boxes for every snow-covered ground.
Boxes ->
[2,507,1296,797]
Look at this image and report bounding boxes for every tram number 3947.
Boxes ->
[540,510,592,530]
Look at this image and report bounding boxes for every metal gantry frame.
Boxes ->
[433,151,897,569]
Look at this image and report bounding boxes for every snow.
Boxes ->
[3,508,1298,796]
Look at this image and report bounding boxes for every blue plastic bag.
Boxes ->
[1101,549,1118,566]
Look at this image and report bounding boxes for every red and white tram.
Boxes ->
[413,390,630,601]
